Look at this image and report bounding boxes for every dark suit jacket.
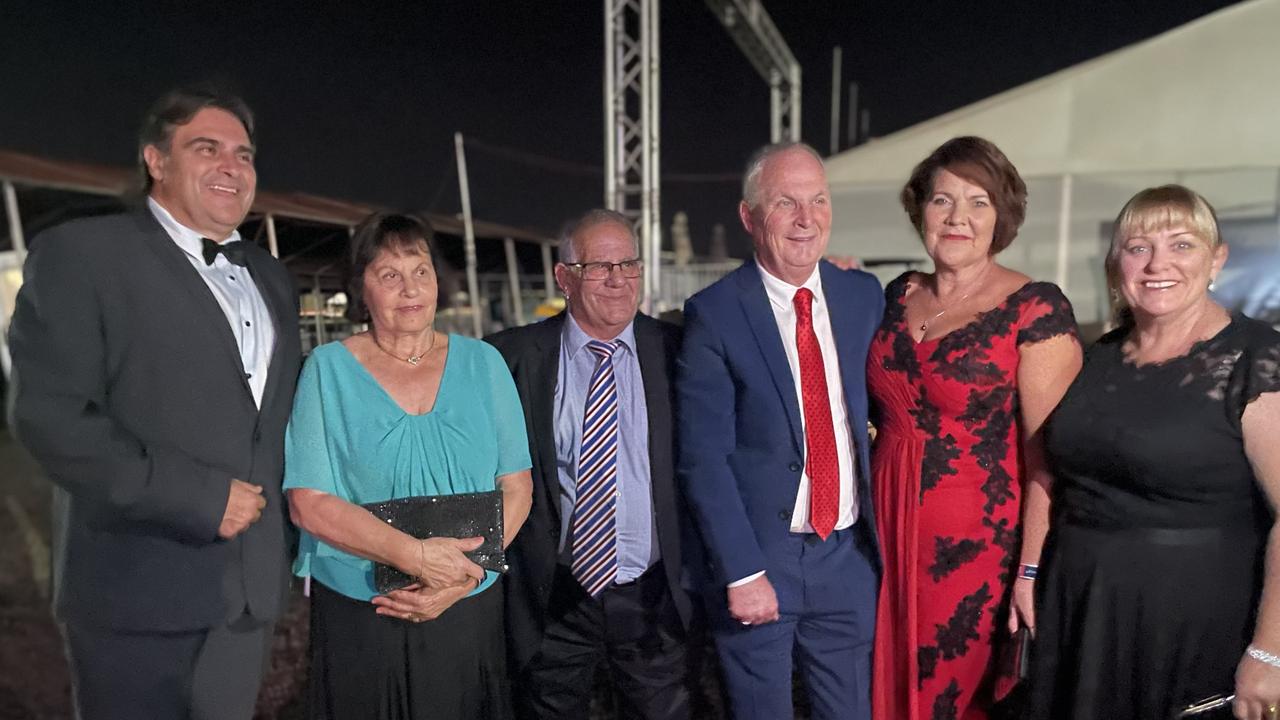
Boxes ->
[485,311,693,670]
[676,259,884,589]
[9,208,301,632]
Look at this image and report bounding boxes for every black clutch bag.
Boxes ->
[361,489,506,594]
[994,626,1033,703]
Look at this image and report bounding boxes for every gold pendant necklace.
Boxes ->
[918,266,993,334]
[372,331,436,366]
[919,292,971,333]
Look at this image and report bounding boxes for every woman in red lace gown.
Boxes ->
[867,137,1082,720]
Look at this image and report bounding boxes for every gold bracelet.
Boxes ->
[418,539,426,582]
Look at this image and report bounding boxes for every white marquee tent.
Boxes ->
[825,0,1280,329]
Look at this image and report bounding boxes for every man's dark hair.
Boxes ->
[137,85,255,192]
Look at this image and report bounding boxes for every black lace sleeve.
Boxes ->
[1225,317,1280,420]
[877,271,915,339]
[1015,282,1081,346]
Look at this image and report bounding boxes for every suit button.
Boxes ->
[778,511,789,520]
[788,462,802,472]
[253,429,262,442]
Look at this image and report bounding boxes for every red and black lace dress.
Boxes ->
[867,273,1078,720]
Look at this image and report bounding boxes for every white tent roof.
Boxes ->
[825,0,1280,184]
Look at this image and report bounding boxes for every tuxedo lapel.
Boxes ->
[246,251,287,414]
[735,261,804,453]
[132,211,255,403]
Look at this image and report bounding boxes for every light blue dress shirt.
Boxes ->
[283,337,532,601]
[554,314,657,583]
[148,197,275,407]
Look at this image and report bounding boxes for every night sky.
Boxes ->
[0,0,1242,256]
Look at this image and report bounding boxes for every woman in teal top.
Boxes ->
[285,213,533,720]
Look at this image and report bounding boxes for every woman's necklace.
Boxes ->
[919,293,971,333]
[372,330,436,366]
[918,267,993,334]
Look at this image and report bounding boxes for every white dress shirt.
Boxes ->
[148,198,276,408]
[759,263,860,533]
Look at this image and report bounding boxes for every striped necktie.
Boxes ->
[570,339,622,597]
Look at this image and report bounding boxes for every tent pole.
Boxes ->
[454,133,483,338]
[504,237,524,327]
[265,213,280,258]
[3,180,25,256]
[542,244,556,302]
[1055,174,1073,292]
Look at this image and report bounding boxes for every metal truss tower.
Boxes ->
[604,0,661,308]
[705,0,801,143]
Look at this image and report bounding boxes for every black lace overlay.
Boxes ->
[917,582,995,691]
[931,302,1021,385]
[1016,283,1079,346]
[933,582,993,662]
[913,387,961,502]
[983,516,1021,586]
[884,330,923,383]
[929,536,988,582]
[881,275,923,383]
[919,646,940,688]
[931,679,963,720]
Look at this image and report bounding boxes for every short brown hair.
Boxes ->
[345,212,435,322]
[900,136,1027,254]
[138,85,255,192]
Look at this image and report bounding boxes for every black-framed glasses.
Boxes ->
[565,258,643,280]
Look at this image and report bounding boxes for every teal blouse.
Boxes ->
[283,335,531,601]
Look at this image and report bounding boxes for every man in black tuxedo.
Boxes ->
[8,87,301,720]
[486,209,695,719]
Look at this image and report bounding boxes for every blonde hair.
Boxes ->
[1105,184,1221,326]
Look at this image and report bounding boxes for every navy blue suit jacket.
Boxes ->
[676,259,884,589]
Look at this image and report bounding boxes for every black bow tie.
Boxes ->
[201,238,249,267]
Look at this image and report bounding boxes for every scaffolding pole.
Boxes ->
[605,0,661,311]
[705,0,802,143]
[454,132,483,338]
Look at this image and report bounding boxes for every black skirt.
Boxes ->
[307,580,512,720]
[1026,522,1264,720]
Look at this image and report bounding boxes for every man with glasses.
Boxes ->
[486,209,694,719]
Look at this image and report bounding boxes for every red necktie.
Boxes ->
[793,288,839,540]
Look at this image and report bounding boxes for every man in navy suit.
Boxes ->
[676,142,883,720]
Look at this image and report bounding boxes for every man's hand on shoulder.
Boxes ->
[727,574,780,626]
[218,479,265,539]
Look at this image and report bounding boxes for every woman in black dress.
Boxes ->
[1029,185,1280,720]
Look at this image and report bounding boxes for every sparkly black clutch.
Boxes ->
[361,490,506,594]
